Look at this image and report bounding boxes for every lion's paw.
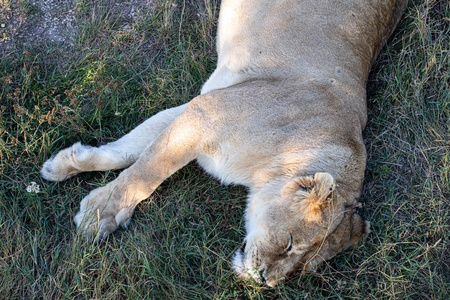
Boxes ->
[41,142,93,181]
[74,184,134,240]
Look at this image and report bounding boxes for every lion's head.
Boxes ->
[232,172,369,286]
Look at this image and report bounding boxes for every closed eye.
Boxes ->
[285,234,293,253]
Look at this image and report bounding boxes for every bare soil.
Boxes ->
[0,0,154,50]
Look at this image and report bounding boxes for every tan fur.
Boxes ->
[41,0,407,286]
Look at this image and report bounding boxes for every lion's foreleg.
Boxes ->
[41,104,187,181]
[74,106,206,239]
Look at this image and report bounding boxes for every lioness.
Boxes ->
[41,0,408,286]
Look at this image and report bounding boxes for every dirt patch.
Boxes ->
[0,0,154,50]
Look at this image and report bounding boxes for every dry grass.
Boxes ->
[0,0,448,298]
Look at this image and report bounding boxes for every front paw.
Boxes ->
[74,183,134,240]
[41,142,90,181]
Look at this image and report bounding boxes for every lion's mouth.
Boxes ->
[231,244,276,286]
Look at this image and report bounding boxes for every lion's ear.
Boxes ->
[285,172,336,223]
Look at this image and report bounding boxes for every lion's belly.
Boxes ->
[196,154,251,186]
[197,141,268,187]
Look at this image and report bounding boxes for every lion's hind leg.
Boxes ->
[41,104,187,182]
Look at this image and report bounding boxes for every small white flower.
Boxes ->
[26,182,40,193]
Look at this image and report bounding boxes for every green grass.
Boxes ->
[0,0,449,298]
